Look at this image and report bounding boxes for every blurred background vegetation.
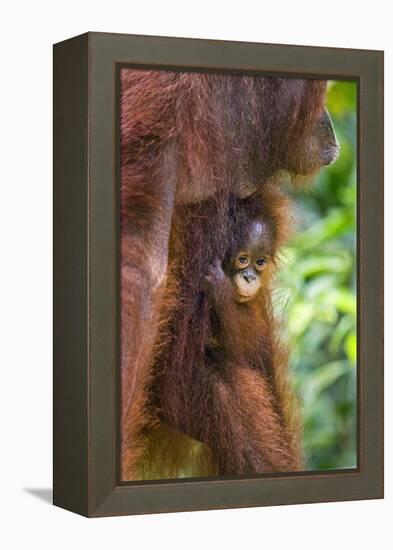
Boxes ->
[278,80,357,470]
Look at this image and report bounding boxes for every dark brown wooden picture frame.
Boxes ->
[53,32,384,517]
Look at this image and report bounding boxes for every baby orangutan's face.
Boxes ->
[229,220,273,303]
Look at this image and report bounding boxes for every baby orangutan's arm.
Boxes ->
[204,257,235,302]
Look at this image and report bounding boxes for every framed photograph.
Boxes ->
[53,32,384,517]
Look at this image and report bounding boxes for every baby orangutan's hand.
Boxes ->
[205,257,225,290]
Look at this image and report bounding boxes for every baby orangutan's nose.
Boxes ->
[243,273,256,284]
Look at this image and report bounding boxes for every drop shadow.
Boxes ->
[24,488,53,504]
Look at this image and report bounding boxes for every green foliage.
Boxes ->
[278,81,357,470]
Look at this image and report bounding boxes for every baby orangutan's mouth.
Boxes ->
[233,274,261,302]
[235,294,254,303]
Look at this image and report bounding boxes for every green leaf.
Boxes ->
[288,302,315,337]
[303,360,349,402]
[329,315,354,354]
[327,81,357,118]
[345,332,357,364]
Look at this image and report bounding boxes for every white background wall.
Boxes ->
[1,1,391,548]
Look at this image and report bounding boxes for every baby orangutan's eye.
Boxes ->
[255,258,267,271]
[236,255,250,269]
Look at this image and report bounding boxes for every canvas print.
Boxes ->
[119,69,357,481]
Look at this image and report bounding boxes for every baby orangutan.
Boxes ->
[148,188,304,477]
[202,210,282,400]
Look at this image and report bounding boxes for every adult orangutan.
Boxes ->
[120,69,338,479]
